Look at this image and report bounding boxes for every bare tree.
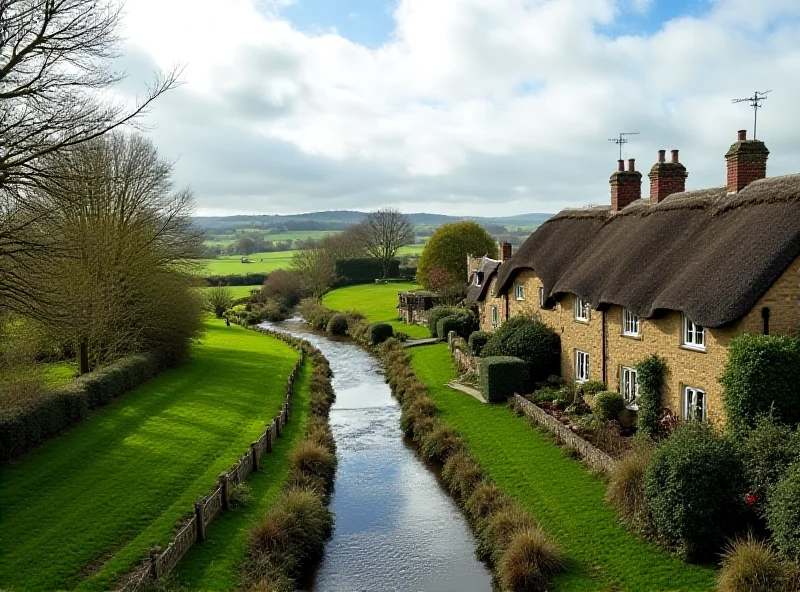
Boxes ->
[354,208,414,278]
[292,246,334,298]
[319,225,365,262]
[206,286,234,318]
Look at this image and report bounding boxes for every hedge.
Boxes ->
[0,351,171,464]
[765,463,800,561]
[368,323,394,346]
[427,306,461,338]
[481,316,560,390]
[479,357,526,402]
[205,273,269,286]
[720,334,800,437]
[635,355,666,439]
[334,258,400,285]
[468,331,490,356]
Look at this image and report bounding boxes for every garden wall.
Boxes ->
[513,395,616,474]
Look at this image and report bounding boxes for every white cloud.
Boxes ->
[116,0,800,215]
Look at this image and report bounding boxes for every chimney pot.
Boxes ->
[611,159,642,212]
[671,149,679,163]
[726,130,768,193]
[500,241,512,262]
[627,158,635,172]
[658,149,666,163]
[649,148,687,204]
[738,129,747,141]
[617,159,624,172]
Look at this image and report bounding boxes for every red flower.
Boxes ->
[746,492,758,505]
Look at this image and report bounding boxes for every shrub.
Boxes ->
[253,298,290,322]
[466,481,510,523]
[368,323,394,345]
[480,505,536,562]
[479,356,526,402]
[498,527,565,592]
[206,286,235,318]
[442,451,483,499]
[427,306,461,338]
[721,334,800,437]
[297,298,335,332]
[481,316,560,389]
[644,422,745,559]
[419,421,464,462]
[290,440,337,493]
[739,415,800,515]
[230,482,253,509]
[579,380,606,397]
[468,330,490,356]
[766,463,800,562]
[718,534,794,592]
[606,443,654,532]
[593,391,625,421]
[635,354,666,439]
[326,314,348,336]
[261,269,306,308]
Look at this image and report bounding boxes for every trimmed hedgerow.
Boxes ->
[427,306,461,337]
[481,316,559,390]
[635,354,666,439]
[468,331,490,357]
[436,315,460,341]
[644,421,746,559]
[765,463,800,562]
[326,314,348,336]
[479,356,526,402]
[593,391,625,421]
[368,322,394,345]
[721,334,800,438]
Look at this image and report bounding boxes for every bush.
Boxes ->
[368,323,394,345]
[297,298,335,332]
[644,422,745,559]
[479,356,526,402]
[465,481,510,523]
[419,421,464,462]
[427,306,461,338]
[606,443,654,532]
[481,316,560,390]
[261,269,306,308]
[766,463,800,562]
[481,505,536,562]
[498,527,565,592]
[593,391,625,421]
[635,354,666,439]
[230,482,253,509]
[721,334,800,437]
[290,440,337,494]
[442,451,483,499]
[326,314,348,336]
[718,534,794,592]
[468,330,490,356]
[739,415,800,515]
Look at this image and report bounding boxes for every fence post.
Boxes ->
[149,547,161,580]
[275,415,282,438]
[251,442,259,471]
[219,473,230,511]
[265,425,273,453]
[195,501,206,542]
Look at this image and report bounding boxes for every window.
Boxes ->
[622,309,639,337]
[575,350,590,383]
[473,271,483,287]
[682,315,706,350]
[683,386,706,421]
[574,298,590,322]
[538,286,545,308]
[491,306,499,329]
[515,284,524,301]
[621,366,638,405]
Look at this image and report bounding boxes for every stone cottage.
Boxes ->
[468,130,800,426]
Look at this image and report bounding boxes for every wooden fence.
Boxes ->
[117,347,304,591]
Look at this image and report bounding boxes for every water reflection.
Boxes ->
[262,320,492,592]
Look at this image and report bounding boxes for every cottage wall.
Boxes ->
[491,256,800,427]
[480,276,508,332]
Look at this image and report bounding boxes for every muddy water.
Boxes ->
[262,320,492,592]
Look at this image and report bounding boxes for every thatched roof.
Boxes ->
[466,257,501,302]
[493,174,800,328]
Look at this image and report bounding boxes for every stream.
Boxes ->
[261,319,492,592]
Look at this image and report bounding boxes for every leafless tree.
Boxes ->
[319,225,365,262]
[354,208,414,278]
[292,246,334,298]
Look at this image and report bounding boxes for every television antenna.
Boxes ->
[732,90,771,140]
[608,132,639,160]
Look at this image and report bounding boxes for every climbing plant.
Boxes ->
[636,354,666,439]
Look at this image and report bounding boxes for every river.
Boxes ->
[261,320,492,592]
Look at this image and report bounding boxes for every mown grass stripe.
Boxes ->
[409,343,717,591]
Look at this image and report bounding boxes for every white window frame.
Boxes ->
[575,350,590,383]
[682,315,706,351]
[683,386,706,421]
[622,308,640,337]
[574,297,590,322]
[538,286,545,308]
[621,366,639,407]
[473,272,482,287]
[491,306,499,329]
[515,284,524,301]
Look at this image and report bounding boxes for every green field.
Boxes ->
[205,229,340,247]
[322,282,430,338]
[198,251,295,276]
[0,319,300,592]
[408,344,717,591]
[201,284,263,299]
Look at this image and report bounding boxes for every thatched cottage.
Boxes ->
[467,130,800,425]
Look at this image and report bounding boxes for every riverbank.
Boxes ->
[409,343,717,591]
[0,320,301,592]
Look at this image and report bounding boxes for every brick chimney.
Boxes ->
[610,158,642,212]
[648,149,687,204]
[725,129,769,193]
[500,241,512,262]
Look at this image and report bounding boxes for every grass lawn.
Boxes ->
[41,361,77,387]
[409,344,718,592]
[322,282,430,339]
[0,319,300,592]
[201,285,263,299]
[205,230,339,247]
[173,356,312,589]
[198,252,295,276]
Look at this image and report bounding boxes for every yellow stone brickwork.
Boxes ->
[480,276,508,331]
[492,257,800,427]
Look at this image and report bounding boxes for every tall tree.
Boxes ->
[417,221,498,289]
[355,208,414,278]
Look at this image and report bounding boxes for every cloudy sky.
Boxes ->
[117,0,800,217]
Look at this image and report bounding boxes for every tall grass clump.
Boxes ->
[717,534,797,592]
[606,438,655,533]
[498,527,566,592]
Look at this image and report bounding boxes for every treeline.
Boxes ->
[204,236,318,257]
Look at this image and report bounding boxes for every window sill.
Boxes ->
[574,318,590,324]
[625,402,639,411]
[620,333,642,340]
[680,344,707,353]
[516,298,525,301]
[576,378,589,384]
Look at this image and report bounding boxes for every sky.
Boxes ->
[116,0,800,216]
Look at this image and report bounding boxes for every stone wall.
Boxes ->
[514,395,615,474]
